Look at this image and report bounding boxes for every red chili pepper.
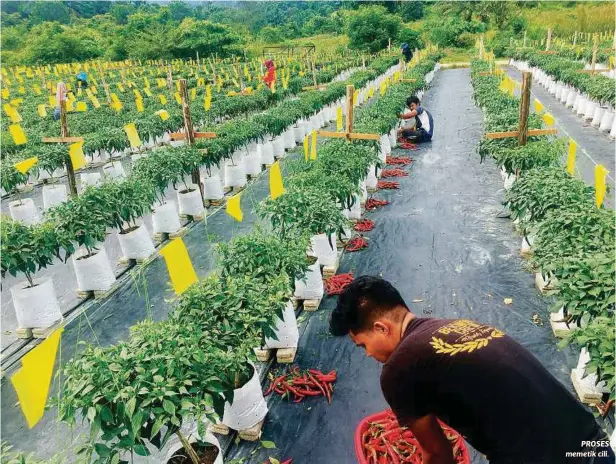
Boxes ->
[377,180,399,190]
[353,219,375,232]
[365,198,389,210]
[345,236,368,252]
[280,460,293,464]
[325,272,354,295]
[386,156,412,166]
[381,168,408,178]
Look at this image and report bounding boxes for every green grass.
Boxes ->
[245,34,349,58]
[523,3,615,37]
[439,48,473,64]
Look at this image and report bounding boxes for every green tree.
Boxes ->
[172,18,243,59]
[396,1,424,21]
[167,1,192,22]
[29,1,71,24]
[346,5,401,53]
[260,25,285,43]
[397,27,423,50]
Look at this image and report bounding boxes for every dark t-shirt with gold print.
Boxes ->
[380,318,601,463]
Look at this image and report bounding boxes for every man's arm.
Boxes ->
[401,414,456,464]
[399,110,418,120]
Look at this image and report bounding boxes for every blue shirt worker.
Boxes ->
[398,95,433,143]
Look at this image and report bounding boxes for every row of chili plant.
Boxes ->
[470,60,615,404]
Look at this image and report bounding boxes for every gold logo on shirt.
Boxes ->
[429,320,504,356]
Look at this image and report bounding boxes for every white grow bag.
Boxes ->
[177,187,205,217]
[203,176,224,201]
[224,163,247,188]
[164,430,223,464]
[346,195,362,220]
[43,184,68,210]
[294,259,324,300]
[9,198,40,225]
[311,233,337,267]
[599,108,615,132]
[263,301,299,349]
[283,128,296,149]
[244,150,262,177]
[583,100,597,120]
[117,224,156,260]
[11,278,63,330]
[573,348,610,394]
[259,141,275,165]
[73,246,116,292]
[102,162,125,180]
[81,172,102,189]
[221,365,268,431]
[366,164,378,190]
[591,106,606,127]
[152,202,183,234]
[272,136,285,158]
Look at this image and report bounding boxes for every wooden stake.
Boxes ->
[59,100,78,197]
[546,28,552,51]
[591,33,599,72]
[179,79,204,204]
[573,31,577,46]
[518,72,532,146]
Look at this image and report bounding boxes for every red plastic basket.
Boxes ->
[354,409,471,464]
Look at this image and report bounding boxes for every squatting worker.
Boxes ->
[263,59,276,89]
[75,71,88,89]
[330,276,614,464]
[398,95,433,143]
[401,43,413,62]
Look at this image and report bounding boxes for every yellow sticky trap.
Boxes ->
[117,83,125,92]
[10,98,23,107]
[336,107,343,132]
[76,101,87,112]
[197,78,205,87]
[232,78,240,88]
[174,92,182,105]
[9,124,27,145]
[2,88,9,99]
[534,99,544,113]
[37,104,47,117]
[595,165,609,208]
[226,192,243,222]
[144,88,153,97]
[144,77,151,88]
[133,89,142,100]
[227,91,237,97]
[155,109,170,121]
[135,98,144,112]
[110,100,122,112]
[206,85,211,97]
[380,81,387,96]
[18,86,25,94]
[90,86,97,95]
[303,135,309,161]
[159,94,167,105]
[269,160,284,200]
[204,94,212,111]
[190,88,196,101]
[542,112,555,128]
[89,95,101,109]
[14,156,38,174]
[11,329,63,428]
[567,139,577,176]
[353,90,359,107]
[159,238,198,295]
[4,104,21,123]
[157,78,166,88]
[310,130,317,160]
[69,142,87,170]
[124,123,141,148]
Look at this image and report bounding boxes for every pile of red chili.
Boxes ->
[265,459,292,464]
[365,198,390,210]
[354,219,375,232]
[381,169,409,178]
[359,410,468,464]
[325,272,354,295]
[386,156,412,166]
[345,236,368,252]
[377,180,400,190]
[264,366,337,404]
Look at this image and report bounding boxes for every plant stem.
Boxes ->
[176,430,200,464]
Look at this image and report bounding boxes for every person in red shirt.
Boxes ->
[263,59,276,89]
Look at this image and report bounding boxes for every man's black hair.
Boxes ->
[329,276,408,336]
[407,95,420,107]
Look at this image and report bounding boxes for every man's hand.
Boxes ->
[402,415,456,464]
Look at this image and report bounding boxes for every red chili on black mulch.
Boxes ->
[381,168,408,178]
[354,219,375,232]
[377,180,400,190]
[345,236,369,252]
[386,156,412,166]
[325,272,354,296]
[365,199,390,210]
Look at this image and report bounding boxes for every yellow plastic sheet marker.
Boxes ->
[143,88,153,98]
[310,130,318,160]
[9,124,27,145]
[135,98,144,112]
[14,156,38,174]
[159,238,198,295]
[226,192,243,222]
[174,92,182,105]
[11,328,63,428]
[156,109,170,121]
[124,123,142,149]
[204,94,212,111]
[595,164,609,208]
[269,160,284,200]
[37,104,47,118]
[336,106,343,132]
[542,112,555,128]
[69,142,87,170]
[190,88,196,101]
[76,101,87,112]
[567,139,577,176]
[2,88,9,99]
[353,90,359,107]
[534,99,544,114]
[89,95,101,109]
[159,94,167,105]
[303,135,309,161]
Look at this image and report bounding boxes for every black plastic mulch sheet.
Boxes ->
[225,68,587,464]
